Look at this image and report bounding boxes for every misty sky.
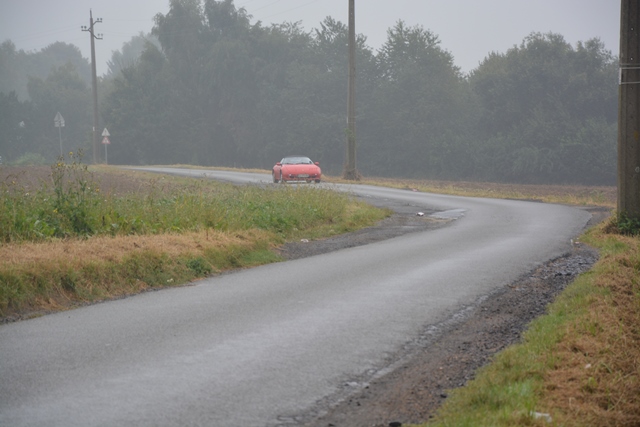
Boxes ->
[0,0,620,76]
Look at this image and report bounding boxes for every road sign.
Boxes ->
[54,112,65,128]
[102,128,110,137]
[101,136,110,145]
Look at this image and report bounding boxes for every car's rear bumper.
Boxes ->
[282,174,321,182]
[282,178,321,183]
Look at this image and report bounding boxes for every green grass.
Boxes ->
[421,278,603,426]
[0,154,381,243]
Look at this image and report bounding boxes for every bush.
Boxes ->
[614,212,640,236]
[13,152,48,166]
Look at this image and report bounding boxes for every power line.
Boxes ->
[247,0,284,14]
[236,0,323,21]
[258,0,323,21]
[7,25,80,44]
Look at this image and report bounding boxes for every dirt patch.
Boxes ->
[277,197,445,260]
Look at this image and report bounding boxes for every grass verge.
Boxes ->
[416,220,640,427]
[0,230,279,319]
[0,163,388,320]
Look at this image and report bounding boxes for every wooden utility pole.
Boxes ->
[343,0,359,180]
[82,10,102,164]
[618,0,640,219]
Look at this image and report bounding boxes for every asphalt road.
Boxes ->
[0,169,591,427]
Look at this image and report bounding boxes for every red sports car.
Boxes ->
[272,156,322,183]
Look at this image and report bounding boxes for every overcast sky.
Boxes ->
[0,0,621,76]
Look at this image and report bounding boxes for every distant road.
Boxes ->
[0,168,591,427]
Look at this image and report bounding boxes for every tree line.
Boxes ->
[0,0,618,185]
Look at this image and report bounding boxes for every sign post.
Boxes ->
[54,112,65,157]
[101,128,110,164]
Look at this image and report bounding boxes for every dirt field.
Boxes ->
[0,165,177,196]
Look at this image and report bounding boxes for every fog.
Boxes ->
[0,0,621,185]
[0,0,620,76]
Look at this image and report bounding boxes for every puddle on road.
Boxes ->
[429,209,466,220]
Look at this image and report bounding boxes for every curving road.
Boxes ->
[0,168,591,427]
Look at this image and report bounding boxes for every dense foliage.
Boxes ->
[0,0,617,185]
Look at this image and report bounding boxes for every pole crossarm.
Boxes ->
[81,11,103,39]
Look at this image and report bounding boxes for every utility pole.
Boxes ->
[343,0,359,180]
[618,0,640,220]
[82,10,102,164]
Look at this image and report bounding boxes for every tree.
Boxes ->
[94,4,616,186]
[0,92,36,163]
[106,33,160,77]
[470,33,617,184]
[102,42,177,164]
[360,21,477,179]
[0,41,26,100]
[263,17,377,175]
[0,41,90,101]
[26,63,92,161]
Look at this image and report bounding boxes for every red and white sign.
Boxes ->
[101,136,110,145]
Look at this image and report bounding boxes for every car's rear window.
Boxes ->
[282,157,312,165]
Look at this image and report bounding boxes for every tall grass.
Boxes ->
[0,153,357,243]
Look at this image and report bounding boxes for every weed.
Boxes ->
[185,257,212,276]
[50,150,98,236]
[613,211,640,236]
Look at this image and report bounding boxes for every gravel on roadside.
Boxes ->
[273,195,607,427]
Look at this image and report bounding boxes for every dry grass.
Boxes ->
[422,221,640,427]
[0,229,268,267]
[0,229,277,320]
[342,176,617,208]
[537,227,640,426]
